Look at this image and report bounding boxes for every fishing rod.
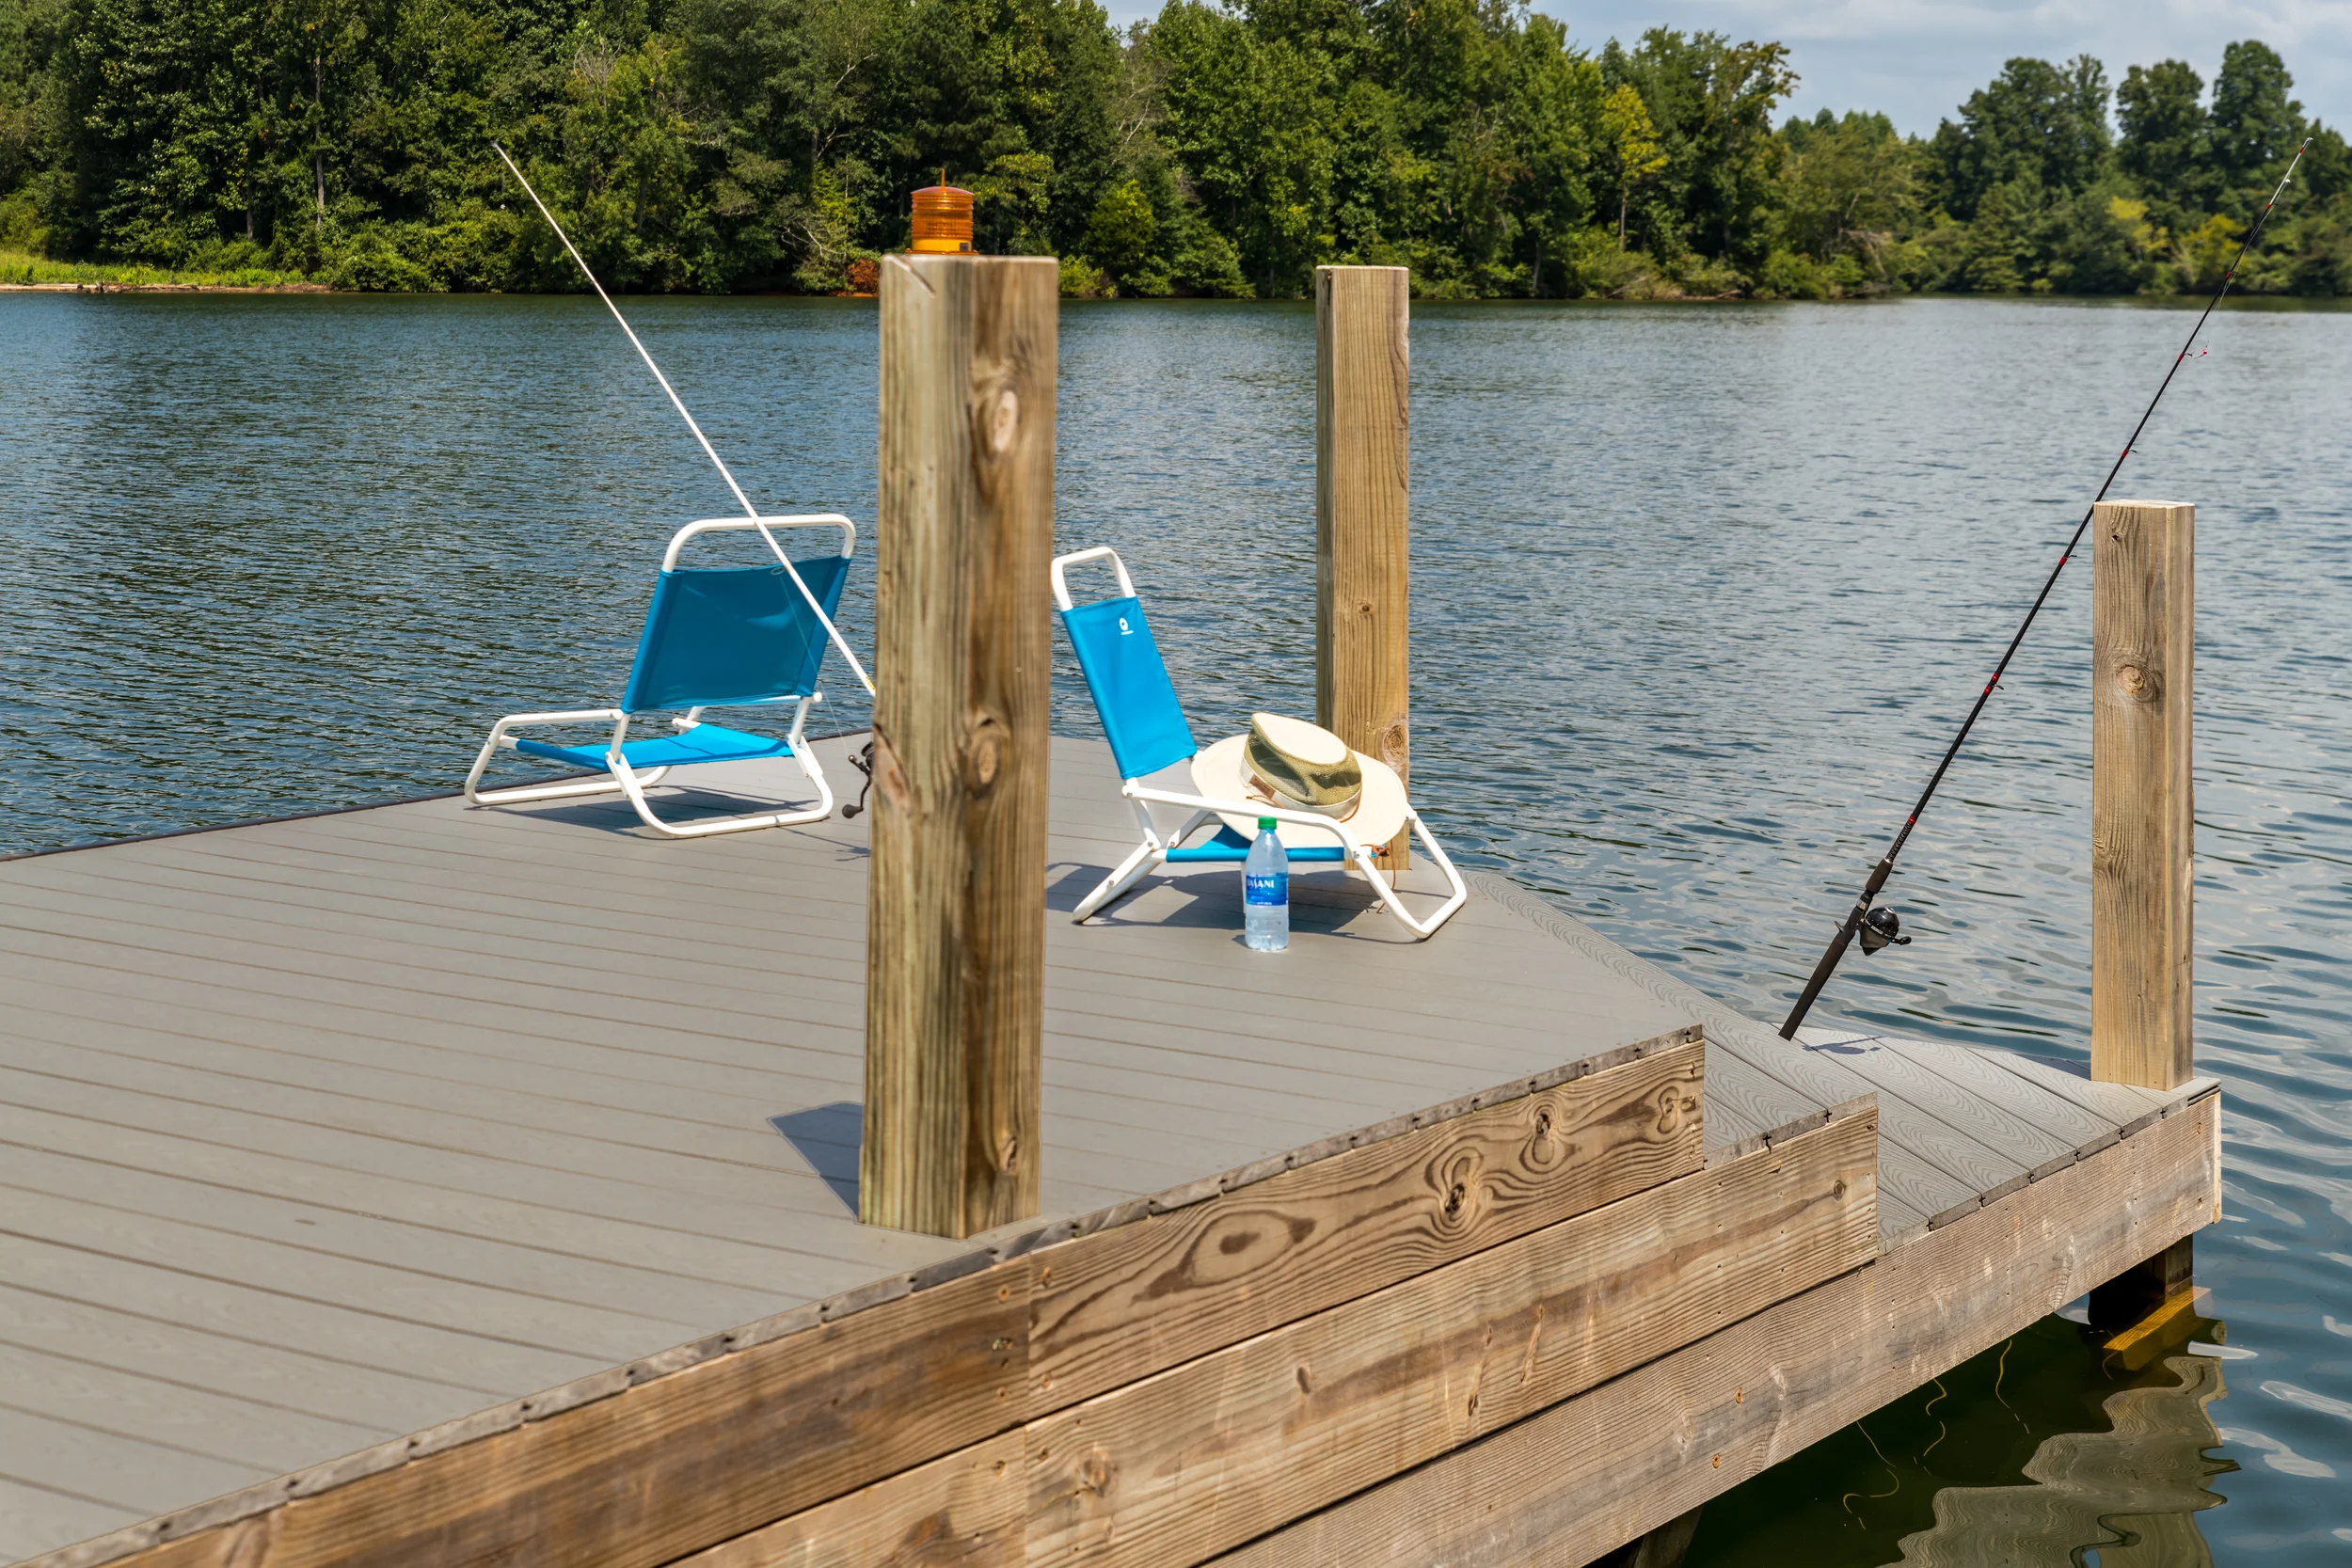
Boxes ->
[1778,140,2309,1041]
[489,141,876,700]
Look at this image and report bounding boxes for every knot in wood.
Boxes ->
[1532,1107,1553,1141]
[1433,1149,1482,1229]
[2113,662,2159,702]
[986,388,1021,454]
[1080,1449,1113,1496]
[963,713,1008,791]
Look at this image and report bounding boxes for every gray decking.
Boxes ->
[0,734,2204,1564]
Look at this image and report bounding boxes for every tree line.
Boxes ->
[0,0,2344,297]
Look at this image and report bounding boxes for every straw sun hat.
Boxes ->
[1190,712,1408,850]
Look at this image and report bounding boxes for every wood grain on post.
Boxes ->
[2091,499,2194,1091]
[1315,265,1411,866]
[864,253,1057,1238]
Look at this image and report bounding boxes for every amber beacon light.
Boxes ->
[910,171,974,253]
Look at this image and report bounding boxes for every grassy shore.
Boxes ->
[0,249,326,290]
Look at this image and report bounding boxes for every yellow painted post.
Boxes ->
[1314,264,1411,868]
[862,253,1057,1238]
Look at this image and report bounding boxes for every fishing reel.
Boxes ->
[1857,906,1912,956]
[841,741,877,819]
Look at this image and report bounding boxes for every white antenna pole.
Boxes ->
[492,142,875,699]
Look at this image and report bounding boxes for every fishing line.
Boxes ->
[489,141,876,700]
[1778,140,2310,1039]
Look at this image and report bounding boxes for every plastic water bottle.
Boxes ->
[1244,816,1289,952]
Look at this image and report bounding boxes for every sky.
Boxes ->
[1098,0,2352,139]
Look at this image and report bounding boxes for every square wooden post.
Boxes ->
[2090,499,2194,1091]
[1315,264,1411,867]
[862,253,1057,1238]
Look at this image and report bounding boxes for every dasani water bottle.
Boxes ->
[1244,816,1289,952]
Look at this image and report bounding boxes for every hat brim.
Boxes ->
[1190,734,1409,851]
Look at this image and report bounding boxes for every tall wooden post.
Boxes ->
[1315,265,1411,867]
[2090,499,2194,1091]
[862,253,1056,1239]
[2087,498,2196,1334]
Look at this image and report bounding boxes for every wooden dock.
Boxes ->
[0,734,2217,1568]
[1,266,2221,1568]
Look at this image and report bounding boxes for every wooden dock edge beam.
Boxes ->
[26,1029,1706,1568]
[1204,1085,2220,1568]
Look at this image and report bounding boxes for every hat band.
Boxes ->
[1248,768,1361,820]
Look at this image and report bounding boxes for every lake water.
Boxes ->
[3,290,2347,1563]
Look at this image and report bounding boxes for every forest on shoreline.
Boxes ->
[1,0,2345,299]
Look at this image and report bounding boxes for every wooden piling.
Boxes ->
[863,252,1057,1238]
[2090,499,2194,1092]
[1315,264,1411,866]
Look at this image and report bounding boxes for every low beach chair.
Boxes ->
[1052,545,1467,939]
[465,515,854,837]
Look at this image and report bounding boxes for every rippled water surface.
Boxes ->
[3,291,2347,1561]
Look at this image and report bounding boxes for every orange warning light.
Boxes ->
[911,171,974,254]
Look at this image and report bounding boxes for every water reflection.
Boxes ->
[1688,1316,2239,1568]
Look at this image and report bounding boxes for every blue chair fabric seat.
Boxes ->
[1164,825,1347,863]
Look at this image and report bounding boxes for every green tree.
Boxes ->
[1084,174,1151,274]
[1929,55,2109,220]
[1597,80,1660,247]
[1776,107,1914,275]
[2205,39,2300,203]
[2115,58,2205,220]
[1601,28,1793,272]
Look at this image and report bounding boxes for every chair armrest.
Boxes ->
[492,708,627,729]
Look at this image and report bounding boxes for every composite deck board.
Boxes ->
[0,1476,136,1565]
[1796,1031,2076,1176]
[0,1401,270,1518]
[0,1282,509,1433]
[0,734,2191,1565]
[0,1341,393,1475]
[1972,1043,2179,1120]
[0,893,1629,1101]
[1798,1027,2112,1163]
[0,1123,805,1319]
[0,1185,694,1363]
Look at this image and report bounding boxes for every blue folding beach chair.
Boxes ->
[465,515,854,837]
[1052,546,1467,938]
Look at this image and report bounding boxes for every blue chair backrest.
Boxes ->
[621,554,850,713]
[1061,595,1198,780]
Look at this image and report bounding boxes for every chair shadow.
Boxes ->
[769,1101,862,1215]
[476,784,866,854]
[1046,858,1397,940]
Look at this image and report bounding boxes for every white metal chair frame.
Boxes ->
[464,515,852,839]
[1053,546,1469,940]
